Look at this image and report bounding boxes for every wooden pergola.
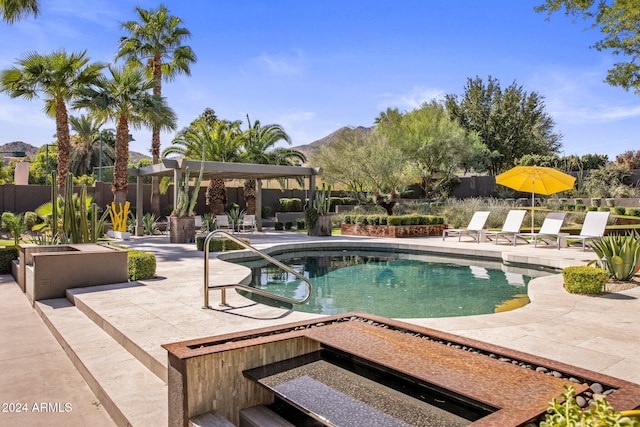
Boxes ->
[129,159,322,236]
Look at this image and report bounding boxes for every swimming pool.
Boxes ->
[232,249,552,318]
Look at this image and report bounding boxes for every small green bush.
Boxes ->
[196,236,250,251]
[274,222,284,231]
[284,221,293,230]
[278,198,302,212]
[296,220,305,230]
[586,206,598,212]
[562,266,609,294]
[597,206,610,212]
[611,207,626,215]
[626,208,640,217]
[128,250,156,281]
[574,204,586,212]
[0,246,18,274]
[387,216,403,226]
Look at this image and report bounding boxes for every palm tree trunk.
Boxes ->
[206,178,227,215]
[150,56,162,215]
[112,115,130,205]
[244,179,256,214]
[55,98,70,192]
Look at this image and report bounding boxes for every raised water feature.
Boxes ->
[164,313,640,426]
[16,243,128,304]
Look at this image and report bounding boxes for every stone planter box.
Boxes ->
[170,215,196,243]
[341,223,446,238]
[16,243,128,305]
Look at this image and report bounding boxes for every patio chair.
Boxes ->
[515,212,567,249]
[442,211,490,243]
[215,215,233,231]
[571,211,610,251]
[237,214,256,233]
[484,210,527,245]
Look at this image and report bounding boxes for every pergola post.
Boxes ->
[256,179,263,231]
[135,175,144,236]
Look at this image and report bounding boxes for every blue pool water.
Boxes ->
[233,250,550,318]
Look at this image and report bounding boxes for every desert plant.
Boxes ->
[541,385,639,427]
[142,213,160,235]
[1,212,23,245]
[172,166,203,217]
[227,206,245,228]
[589,233,640,281]
[562,266,609,294]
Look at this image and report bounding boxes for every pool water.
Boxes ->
[234,251,548,318]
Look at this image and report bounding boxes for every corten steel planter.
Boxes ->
[170,216,196,243]
[341,223,446,238]
[308,214,332,237]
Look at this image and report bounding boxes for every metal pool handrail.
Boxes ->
[203,230,313,308]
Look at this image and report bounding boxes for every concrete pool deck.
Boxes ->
[1,231,639,426]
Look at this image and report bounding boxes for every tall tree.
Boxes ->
[0,0,38,24]
[378,101,482,198]
[240,115,303,214]
[117,4,197,216]
[0,49,104,189]
[74,65,177,204]
[445,76,561,174]
[163,118,242,214]
[68,114,104,177]
[536,0,640,94]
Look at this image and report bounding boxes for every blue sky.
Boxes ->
[1,0,638,160]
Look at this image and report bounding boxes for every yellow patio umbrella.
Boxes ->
[495,165,576,233]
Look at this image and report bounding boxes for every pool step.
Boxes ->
[239,405,296,427]
[35,298,167,426]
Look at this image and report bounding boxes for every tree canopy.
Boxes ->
[445,76,562,174]
[536,0,640,94]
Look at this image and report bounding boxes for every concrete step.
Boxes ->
[35,298,167,427]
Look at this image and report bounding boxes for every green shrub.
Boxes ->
[296,220,306,230]
[625,208,640,217]
[586,206,598,212]
[355,215,367,225]
[591,198,602,207]
[379,216,388,225]
[611,207,626,215]
[0,246,18,274]
[274,222,284,231]
[195,236,250,251]
[128,250,156,281]
[284,221,293,230]
[387,216,403,226]
[278,198,302,212]
[574,204,586,212]
[24,211,38,230]
[261,206,271,218]
[562,266,609,294]
[597,206,609,212]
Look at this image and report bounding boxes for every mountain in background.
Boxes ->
[0,141,151,163]
[292,126,374,163]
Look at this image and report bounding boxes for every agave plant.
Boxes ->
[589,233,640,281]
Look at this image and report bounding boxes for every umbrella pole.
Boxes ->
[531,183,535,233]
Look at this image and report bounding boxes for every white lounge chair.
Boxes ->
[484,210,527,245]
[442,211,490,243]
[215,215,233,231]
[515,212,567,249]
[237,214,256,233]
[572,211,610,251]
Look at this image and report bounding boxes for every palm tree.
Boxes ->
[74,65,177,204]
[0,49,104,189]
[241,115,305,214]
[68,114,105,177]
[163,119,242,215]
[1,0,38,24]
[117,4,197,216]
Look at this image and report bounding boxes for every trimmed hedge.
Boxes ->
[196,236,250,252]
[562,266,609,295]
[0,246,18,274]
[343,214,444,226]
[278,198,302,212]
[128,250,156,281]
